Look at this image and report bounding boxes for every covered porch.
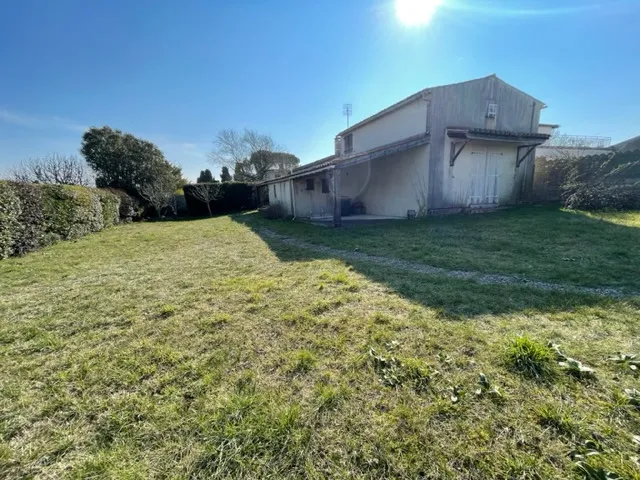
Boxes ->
[290,133,430,227]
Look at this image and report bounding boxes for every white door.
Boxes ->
[469,147,500,205]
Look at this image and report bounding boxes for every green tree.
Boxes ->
[197,169,214,183]
[220,166,232,182]
[80,126,182,197]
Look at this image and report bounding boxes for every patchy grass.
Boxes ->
[242,206,640,292]
[1,213,640,478]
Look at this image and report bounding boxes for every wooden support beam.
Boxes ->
[516,144,538,168]
[449,140,469,167]
[332,169,341,228]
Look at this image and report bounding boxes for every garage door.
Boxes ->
[469,147,502,205]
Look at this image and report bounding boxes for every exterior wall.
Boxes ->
[356,145,430,217]
[442,140,521,207]
[289,145,430,219]
[538,124,557,137]
[292,175,332,218]
[268,180,293,216]
[428,76,543,209]
[346,99,428,155]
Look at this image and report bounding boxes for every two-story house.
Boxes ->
[260,75,550,225]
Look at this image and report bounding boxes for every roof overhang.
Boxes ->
[257,133,431,186]
[447,127,550,144]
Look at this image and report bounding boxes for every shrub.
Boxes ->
[104,188,143,222]
[96,189,121,228]
[504,336,555,378]
[8,182,46,255]
[561,151,640,211]
[41,184,103,240]
[183,182,256,217]
[0,182,21,259]
[260,202,284,220]
[563,183,640,211]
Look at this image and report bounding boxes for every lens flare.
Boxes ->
[395,0,443,26]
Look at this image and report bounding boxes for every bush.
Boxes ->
[261,203,284,219]
[0,182,21,259]
[183,182,256,217]
[104,188,143,222]
[8,182,46,255]
[41,184,103,241]
[96,189,121,228]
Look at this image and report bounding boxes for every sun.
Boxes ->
[395,0,443,26]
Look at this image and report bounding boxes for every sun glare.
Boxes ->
[395,0,442,26]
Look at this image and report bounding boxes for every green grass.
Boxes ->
[1,211,640,478]
[242,206,640,292]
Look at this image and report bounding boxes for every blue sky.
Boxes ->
[1,0,639,181]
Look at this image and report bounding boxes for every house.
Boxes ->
[260,74,551,226]
[536,124,613,159]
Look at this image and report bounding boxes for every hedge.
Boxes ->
[41,184,104,241]
[533,150,640,210]
[0,182,125,259]
[0,183,21,259]
[104,188,143,222]
[9,182,46,255]
[183,182,256,216]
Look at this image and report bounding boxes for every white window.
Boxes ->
[344,133,353,154]
[487,103,498,118]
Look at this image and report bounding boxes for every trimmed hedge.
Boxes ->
[104,188,143,222]
[97,189,120,228]
[0,183,21,259]
[0,182,125,259]
[9,182,46,255]
[183,182,256,216]
[41,184,103,241]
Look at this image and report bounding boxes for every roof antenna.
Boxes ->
[343,103,352,128]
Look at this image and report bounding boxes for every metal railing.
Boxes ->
[545,134,611,148]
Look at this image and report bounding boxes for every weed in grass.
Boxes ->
[371,312,393,324]
[607,353,640,374]
[198,313,232,332]
[314,383,349,411]
[369,348,434,393]
[536,403,579,437]
[505,336,555,378]
[157,303,176,318]
[285,350,317,374]
[623,388,640,408]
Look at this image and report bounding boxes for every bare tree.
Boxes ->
[189,182,222,217]
[11,154,94,186]
[208,128,297,181]
[138,173,177,218]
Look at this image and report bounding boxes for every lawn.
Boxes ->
[244,206,640,292]
[1,209,639,479]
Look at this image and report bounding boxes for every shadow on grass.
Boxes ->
[229,209,640,318]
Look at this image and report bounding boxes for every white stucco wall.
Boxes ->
[347,99,428,154]
[442,140,521,207]
[355,144,430,217]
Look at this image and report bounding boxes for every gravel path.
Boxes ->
[258,228,634,298]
